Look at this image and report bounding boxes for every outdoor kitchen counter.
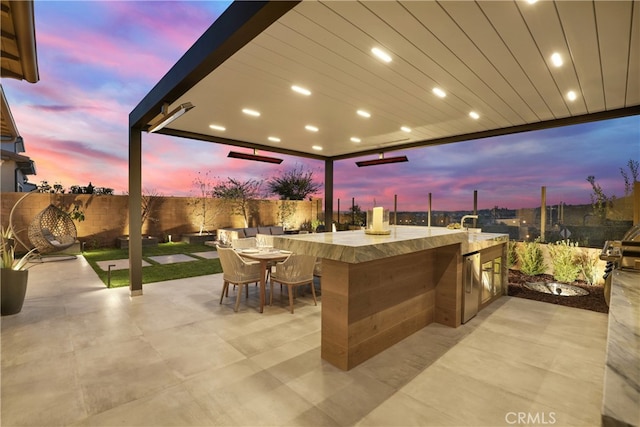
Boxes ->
[462,231,509,255]
[273,226,507,370]
[272,225,467,263]
[601,270,640,427]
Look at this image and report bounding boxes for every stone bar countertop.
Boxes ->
[273,226,507,264]
[601,270,640,427]
[461,231,509,255]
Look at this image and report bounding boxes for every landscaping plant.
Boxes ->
[547,239,580,283]
[212,178,262,228]
[507,240,518,267]
[1,226,37,270]
[277,200,297,230]
[517,238,546,276]
[189,171,221,235]
[311,218,324,232]
[577,249,602,285]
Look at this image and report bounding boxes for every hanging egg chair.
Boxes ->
[27,204,77,254]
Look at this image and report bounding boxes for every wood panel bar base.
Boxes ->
[321,244,461,370]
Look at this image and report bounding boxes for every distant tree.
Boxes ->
[212,178,263,227]
[52,183,64,193]
[69,182,113,195]
[620,159,639,196]
[37,180,64,193]
[348,204,365,226]
[267,165,321,200]
[586,175,615,220]
[96,187,114,195]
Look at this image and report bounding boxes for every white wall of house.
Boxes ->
[1,159,18,192]
[1,140,36,192]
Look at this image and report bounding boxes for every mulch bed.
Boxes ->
[508,270,609,314]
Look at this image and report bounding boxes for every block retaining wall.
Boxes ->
[1,192,318,250]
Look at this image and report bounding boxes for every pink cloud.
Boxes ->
[35,2,220,84]
[4,2,635,218]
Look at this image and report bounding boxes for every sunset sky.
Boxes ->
[3,1,639,212]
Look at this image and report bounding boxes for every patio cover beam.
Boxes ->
[128,1,300,295]
[325,160,333,231]
[129,1,299,130]
[129,125,142,295]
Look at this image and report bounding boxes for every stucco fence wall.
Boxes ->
[1,192,318,251]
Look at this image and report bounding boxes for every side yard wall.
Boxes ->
[1,193,319,250]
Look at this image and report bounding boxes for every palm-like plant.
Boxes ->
[1,226,37,270]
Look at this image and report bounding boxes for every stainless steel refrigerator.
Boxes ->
[462,252,480,323]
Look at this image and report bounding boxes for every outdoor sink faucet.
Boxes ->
[460,215,478,230]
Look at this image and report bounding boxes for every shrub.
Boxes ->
[517,238,546,276]
[311,219,324,232]
[547,240,580,283]
[576,249,601,285]
[507,240,518,267]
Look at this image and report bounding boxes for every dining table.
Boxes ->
[235,248,291,313]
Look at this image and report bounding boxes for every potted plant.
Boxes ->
[1,226,37,315]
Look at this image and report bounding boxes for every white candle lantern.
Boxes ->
[365,207,391,235]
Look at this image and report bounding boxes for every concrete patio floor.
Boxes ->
[1,255,608,426]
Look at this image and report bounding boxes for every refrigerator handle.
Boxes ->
[466,257,473,293]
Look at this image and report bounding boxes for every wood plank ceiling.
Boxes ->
[0,0,38,83]
[1,0,39,142]
[156,1,640,160]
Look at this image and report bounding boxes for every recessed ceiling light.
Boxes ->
[312,145,323,151]
[305,125,319,132]
[291,85,311,96]
[527,0,538,4]
[401,126,411,133]
[432,87,446,98]
[469,111,480,120]
[357,110,371,118]
[268,136,281,142]
[371,47,392,63]
[242,108,260,117]
[567,90,577,101]
[350,137,361,143]
[551,52,563,67]
[209,124,226,131]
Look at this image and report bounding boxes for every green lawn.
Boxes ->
[83,242,222,288]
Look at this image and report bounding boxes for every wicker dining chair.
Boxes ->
[217,247,262,312]
[270,254,317,313]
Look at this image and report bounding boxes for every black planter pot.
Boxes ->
[1,269,28,316]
